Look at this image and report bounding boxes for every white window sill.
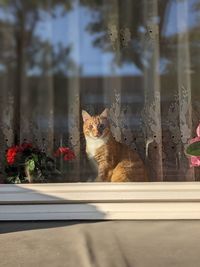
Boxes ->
[1,182,200,220]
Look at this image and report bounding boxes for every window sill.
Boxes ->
[1,182,200,220]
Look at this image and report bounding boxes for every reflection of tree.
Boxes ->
[80,0,168,70]
[161,26,200,74]
[0,0,75,74]
[27,40,78,76]
[0,0,76,142]
[80,1,200,86]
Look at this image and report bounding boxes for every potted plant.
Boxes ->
[186,123,200,167]
[3,142,75,184]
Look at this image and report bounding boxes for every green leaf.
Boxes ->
[15,176,21,184]
[26,159,35,172]
[186,142,200,156]
[6,176,17,184]
[31,154,39,163]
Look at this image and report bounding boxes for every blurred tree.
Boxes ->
[80,0,200,82]
[80,0,169,71]
[0,0,75,142]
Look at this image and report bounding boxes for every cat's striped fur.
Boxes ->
[82,109,148,182]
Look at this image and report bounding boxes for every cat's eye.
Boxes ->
[89,124,93,130]
[99,124,105,130]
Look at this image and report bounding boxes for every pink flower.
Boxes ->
[190,156,200,167]
[189,136,200,144]
[188,123,200,167]
[196,124,200,137]
[54,147,75,161]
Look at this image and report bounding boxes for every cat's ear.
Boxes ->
[82,110,91,122]
[100,108,109,119]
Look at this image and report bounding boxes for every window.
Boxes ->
[0,0,200,219]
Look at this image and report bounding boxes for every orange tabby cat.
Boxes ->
[82,109,148,182]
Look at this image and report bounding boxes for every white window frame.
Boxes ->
[1,182,200,220]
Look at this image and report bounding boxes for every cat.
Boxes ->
[82,109,148,182]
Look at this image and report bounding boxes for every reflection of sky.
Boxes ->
[34,0,199,76]
[0,64,5,72]
[163,0,198,36]
[0,0,199,76]
[35,6,142,77]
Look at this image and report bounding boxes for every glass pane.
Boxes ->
[0,0,199,183]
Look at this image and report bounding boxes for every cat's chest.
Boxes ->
[85,137,108,158]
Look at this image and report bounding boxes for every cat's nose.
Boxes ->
[93,131,101,137]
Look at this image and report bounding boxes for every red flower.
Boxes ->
[20,142,33,151]
[54,147,75,161]
[6,146,21,165]
[6,143,33,165]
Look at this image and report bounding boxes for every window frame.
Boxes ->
[1,182,200,220]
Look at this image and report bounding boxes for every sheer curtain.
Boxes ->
[0,0,199,182]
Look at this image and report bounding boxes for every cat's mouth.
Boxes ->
[90,130,109,139]
[89,132,106,139]
[90,135,102,139]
